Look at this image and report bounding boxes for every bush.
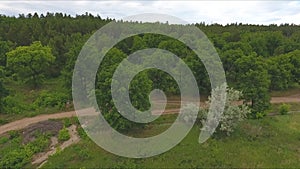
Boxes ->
[77,126,88,139]
[0,149,30,169]
[279,104,291,115]
[2,95,33,114]
[0,134,49,169]
[58,127,70,142]
[255,112,265,119]
[74,146,90,160]
[63,118,72,127]
[34,91,69,110]
[26,134,50,153]
[201,85,251,136]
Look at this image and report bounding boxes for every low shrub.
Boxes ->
[63,118,72,127]
[2,95,33,114]
[58,127,70,142]
[34,91,69,110]
[26,134,50,153]
[77,126,88,139]
[279,103,291,115]
[0,149,30,169]
[0,133,49,169]
[255,112,265,119]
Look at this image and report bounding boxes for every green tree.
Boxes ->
[265,31,284,56]
[158,39,189,58]
[0,40,15,67]
[96,48,153,130]
[267,54,293,90]
[61,33,90,94]
[130,36,147,52]
[6,41,55,88]
[287,50,300,84]
[0,66,8,112]
[220,49,244,85]
[222,42,252,56]
[242,32,268,57]
[183,53,210,95]
[233,54,271,116]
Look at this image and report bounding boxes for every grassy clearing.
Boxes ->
[0,77,72,124]
[42,114,300,168]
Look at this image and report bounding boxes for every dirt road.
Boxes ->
[270,94,300,103]
[0,94,299,135]
[0,111,76,135]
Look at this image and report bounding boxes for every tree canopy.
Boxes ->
[6,41,55,88]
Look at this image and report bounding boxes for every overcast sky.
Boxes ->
[0,1,299,25]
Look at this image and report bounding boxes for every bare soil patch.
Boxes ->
[22,120,63,144]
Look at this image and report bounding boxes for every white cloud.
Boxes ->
[0,1,299,25]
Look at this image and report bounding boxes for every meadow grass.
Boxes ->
[43,113,300,168]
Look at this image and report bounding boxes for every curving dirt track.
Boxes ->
[0,94,299,135]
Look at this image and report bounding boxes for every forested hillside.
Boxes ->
[0,12,299,121]
[0,12,300,169]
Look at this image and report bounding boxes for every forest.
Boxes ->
[0,12,300,168]
[0,13,299,116]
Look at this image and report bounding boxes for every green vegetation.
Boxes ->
[279,104,291,115]
[0,66,8,112]
[271,86,300,97]
[0,77,70,123]
[34,90,68,110]
[0,12,300,168]
[6,41,55,88]
[43,114,300,168]
[271,102,300,113]
[233,54,271,116]
[0,13,298,120]
[58,127,70,142]
[0,131,50,169]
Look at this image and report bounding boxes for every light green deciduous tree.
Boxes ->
[6,41,55,88]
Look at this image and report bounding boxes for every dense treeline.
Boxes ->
[0,13,300,124]
[0,12,111,76]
